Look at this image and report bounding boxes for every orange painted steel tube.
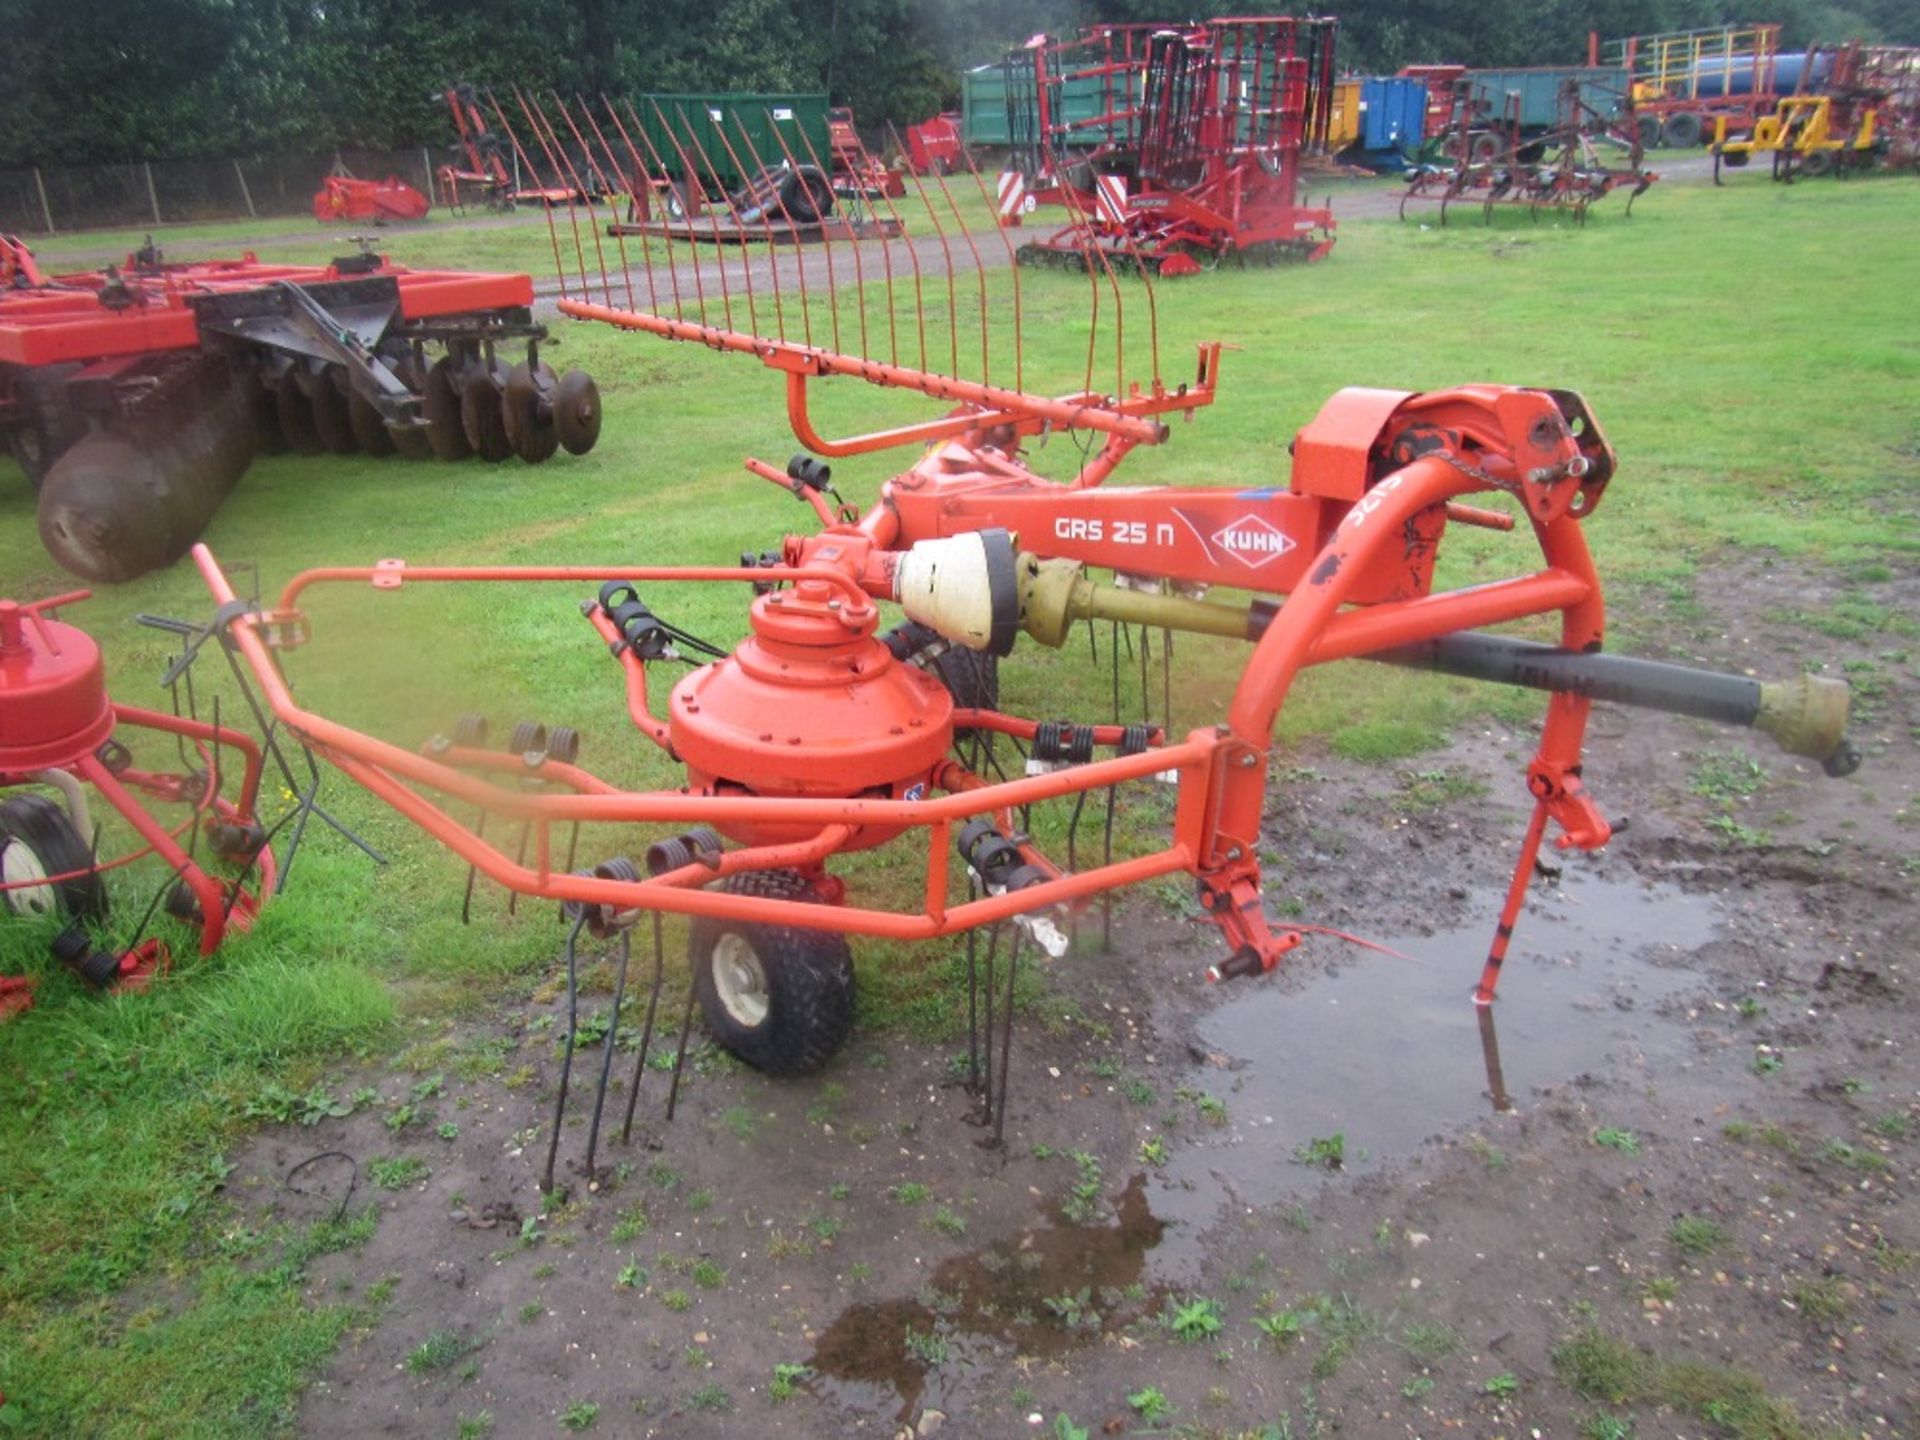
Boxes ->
[275,561,869,615]
[1304,571,1592,666]
[556,299,1173,446]
[579,608,676,751]
[328,745,1191,938]
[198,543,1210,831]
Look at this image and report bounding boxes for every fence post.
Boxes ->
[232,158,257,218]
[143,160,162,225]
[32,166,55,234]
[421,147,433,200]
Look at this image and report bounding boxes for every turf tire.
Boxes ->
[0,793,107,921]
[690,869,854,1077]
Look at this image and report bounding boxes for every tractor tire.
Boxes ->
[882,620,999,727]
[690,869,855,1076]
[1635,113,1662,149]
[1661,112,1703,149]
[1797,148,1835,178]
[0,793,107,922]
[1468,132,1501,164]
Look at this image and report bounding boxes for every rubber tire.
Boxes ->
[1468,132,1501,164]
[690,869,855,1076]
[1635,113,1662,150]
[1798,149,1835,178]
[0,793,107,921]
[1662,112,1703,149]
[882,620,999,726]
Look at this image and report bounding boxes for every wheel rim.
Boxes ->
[711,933,770,1028]
[1,836,55,917]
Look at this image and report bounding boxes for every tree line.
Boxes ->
[0,0,1912,166]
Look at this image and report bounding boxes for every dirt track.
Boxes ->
[230,553,1917,1439]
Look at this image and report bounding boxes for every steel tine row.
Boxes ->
[478,94,1179,406]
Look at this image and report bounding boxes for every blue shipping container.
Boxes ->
[1360,77,1426,150]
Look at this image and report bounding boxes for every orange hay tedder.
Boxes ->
[186,79,1858,1177]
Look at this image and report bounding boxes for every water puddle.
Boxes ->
[1151,870,1719,1273]
[807,1173,1164,1419]
[808,870,1719,1411]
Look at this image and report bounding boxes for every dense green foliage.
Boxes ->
[0,0,1914,166]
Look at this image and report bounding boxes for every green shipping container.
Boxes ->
[1459,67,1630,132]
[628,93,831,191]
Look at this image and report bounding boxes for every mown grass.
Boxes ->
[1,174,1915,1435]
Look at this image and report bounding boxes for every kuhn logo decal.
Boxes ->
[1210,515,1295,568]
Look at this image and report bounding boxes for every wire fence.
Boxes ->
[0,147,447,235]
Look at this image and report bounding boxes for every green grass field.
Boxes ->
[1,175,1916,1437]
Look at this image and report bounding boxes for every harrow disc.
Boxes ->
[502,361,561,464]
[460,359,514,463]
[309,368,358,455]
[388,422,434,460]
[274,375,324,454]
[345,386,397,456]
[250,377,287,455]
[422,358,473,461]
[552,369,602,457]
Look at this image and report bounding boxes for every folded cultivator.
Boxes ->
[1003,17,1339,272]
[1401,77,1657,224]
[1,235,602,583]
[174,100,1860,1173]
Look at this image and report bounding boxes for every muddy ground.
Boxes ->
[228,553,1916,1439]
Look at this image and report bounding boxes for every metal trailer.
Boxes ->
[1592,24,1789,148]
[961,56,1133,151]
[1333,77,1430,171]
[0,238,602,583]
[1398,64,1466,138]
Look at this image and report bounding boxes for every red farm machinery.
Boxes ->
[1,234,602,584]
[170,101,1859,1174]
[1399,73,1656,224]
[1712,42,1920,181]
[0,589,285,1019]
[311,171,431,225]
[1003,16,1339,273]
[434,83,609,212]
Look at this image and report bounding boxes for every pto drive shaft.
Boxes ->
[1010,557,1858,775]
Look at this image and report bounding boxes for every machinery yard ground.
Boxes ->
[1,166,1916,1438]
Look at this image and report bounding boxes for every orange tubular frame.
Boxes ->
[190,395,1606,977]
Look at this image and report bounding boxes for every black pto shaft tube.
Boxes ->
[1010,555,1859,776]
[1371,632,1860,777]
